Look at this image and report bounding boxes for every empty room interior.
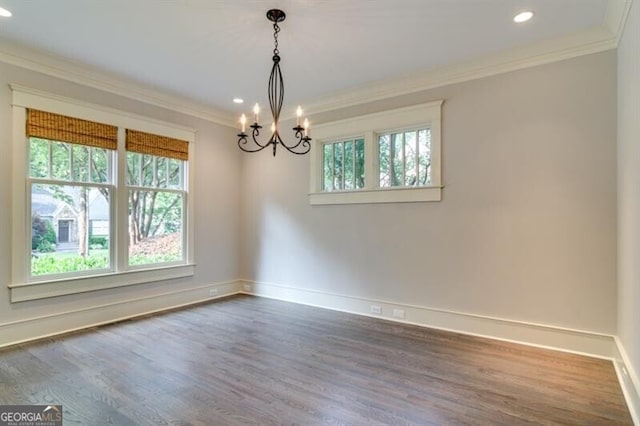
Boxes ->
[0,0,639,424]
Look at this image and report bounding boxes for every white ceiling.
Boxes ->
[0,0,624,121]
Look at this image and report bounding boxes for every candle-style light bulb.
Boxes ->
[240,114,247,133]
[296,106,303,126]
[253,103,260,123]
[303,118,310,137]
[270,122,276,134]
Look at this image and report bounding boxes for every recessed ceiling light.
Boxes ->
[233,98,244,104]
[0,7,12,17]
[514,11,534,23]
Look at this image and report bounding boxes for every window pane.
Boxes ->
[418,129,431,185]
[127,152,140,186]
[378,128,430,188]
[156,157,168,189]
[333,142,343,191]
[405,131,417,186]
[379,134,391,187]
[168,159,182,189]
[91,148,109,183]
[141,155,154,187]
[344,140,354,190]
[51,142,71,180]
[128,190,183,266]
[72,144,89,182]
[323,144,332,191]
[392,133,404,187]
[29,138,50,178]
[355,139,365,189]
[30,184,110,276]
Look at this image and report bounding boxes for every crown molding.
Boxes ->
[605,0,634,45]
[305,25,618,115]
[0,38,236,127]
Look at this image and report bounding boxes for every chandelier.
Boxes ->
[237,9,311,156]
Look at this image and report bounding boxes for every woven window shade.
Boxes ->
[26,109,117,150]
[126,129,189,161]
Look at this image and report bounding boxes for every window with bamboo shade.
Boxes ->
[11,89,194,302]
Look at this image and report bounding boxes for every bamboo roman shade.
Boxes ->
[26,109,118,150]
[126,129,189,161]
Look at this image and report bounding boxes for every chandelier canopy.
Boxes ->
[237,9,311,157]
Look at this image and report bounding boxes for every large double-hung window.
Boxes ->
[309,101,442,205]
[10,86,195,302]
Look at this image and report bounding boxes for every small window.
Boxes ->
[379,128,431,188]
[309,101,442,205]
[322,138,365,191]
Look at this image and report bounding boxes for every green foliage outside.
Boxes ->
[31,252,181,275]
[379,129,431,188]
[323,139,365,191]
[89,236,108,249]
[31,214,57,251]
[128,253,181,266]
[31,253,109,276]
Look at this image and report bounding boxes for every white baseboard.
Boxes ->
[614,337,640,425]
[241,279,617,359]
[0,280,243,348]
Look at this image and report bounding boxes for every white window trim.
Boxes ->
[309,100,443,205]
[10,85,196,302]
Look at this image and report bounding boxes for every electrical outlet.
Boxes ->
[370,305,382,314]
[392,309,405,319]
[243,284,252,292]
[209,288,218,297]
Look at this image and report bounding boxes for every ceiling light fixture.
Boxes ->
[0,7,12,17]
[233,98,244,104]
[237,9,311,156]
[513,11,534,23]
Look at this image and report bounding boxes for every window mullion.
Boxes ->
[364,131,376,190]
[352,140,356,189]
[415,130,419,185]
[401,132,406,186]
[340,141,347,191]
[331,143,336,191]
[116,127,128,272]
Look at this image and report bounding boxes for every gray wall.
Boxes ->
[0,61,240,328]
[618,0,640,392]
[0,45,621,344]
[241,51,618,334]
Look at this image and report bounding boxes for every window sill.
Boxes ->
[9,264,195,302]
[309,186,442,205]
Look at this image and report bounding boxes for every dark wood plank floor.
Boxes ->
[0,295,632,425]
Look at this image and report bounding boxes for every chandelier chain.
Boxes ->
[273,22,280,55]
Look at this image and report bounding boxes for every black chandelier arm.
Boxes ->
[237,124,272,153]
[277,126,311,154]
[280,137,311,155]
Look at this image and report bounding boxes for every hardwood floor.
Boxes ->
[0,295,632,425]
